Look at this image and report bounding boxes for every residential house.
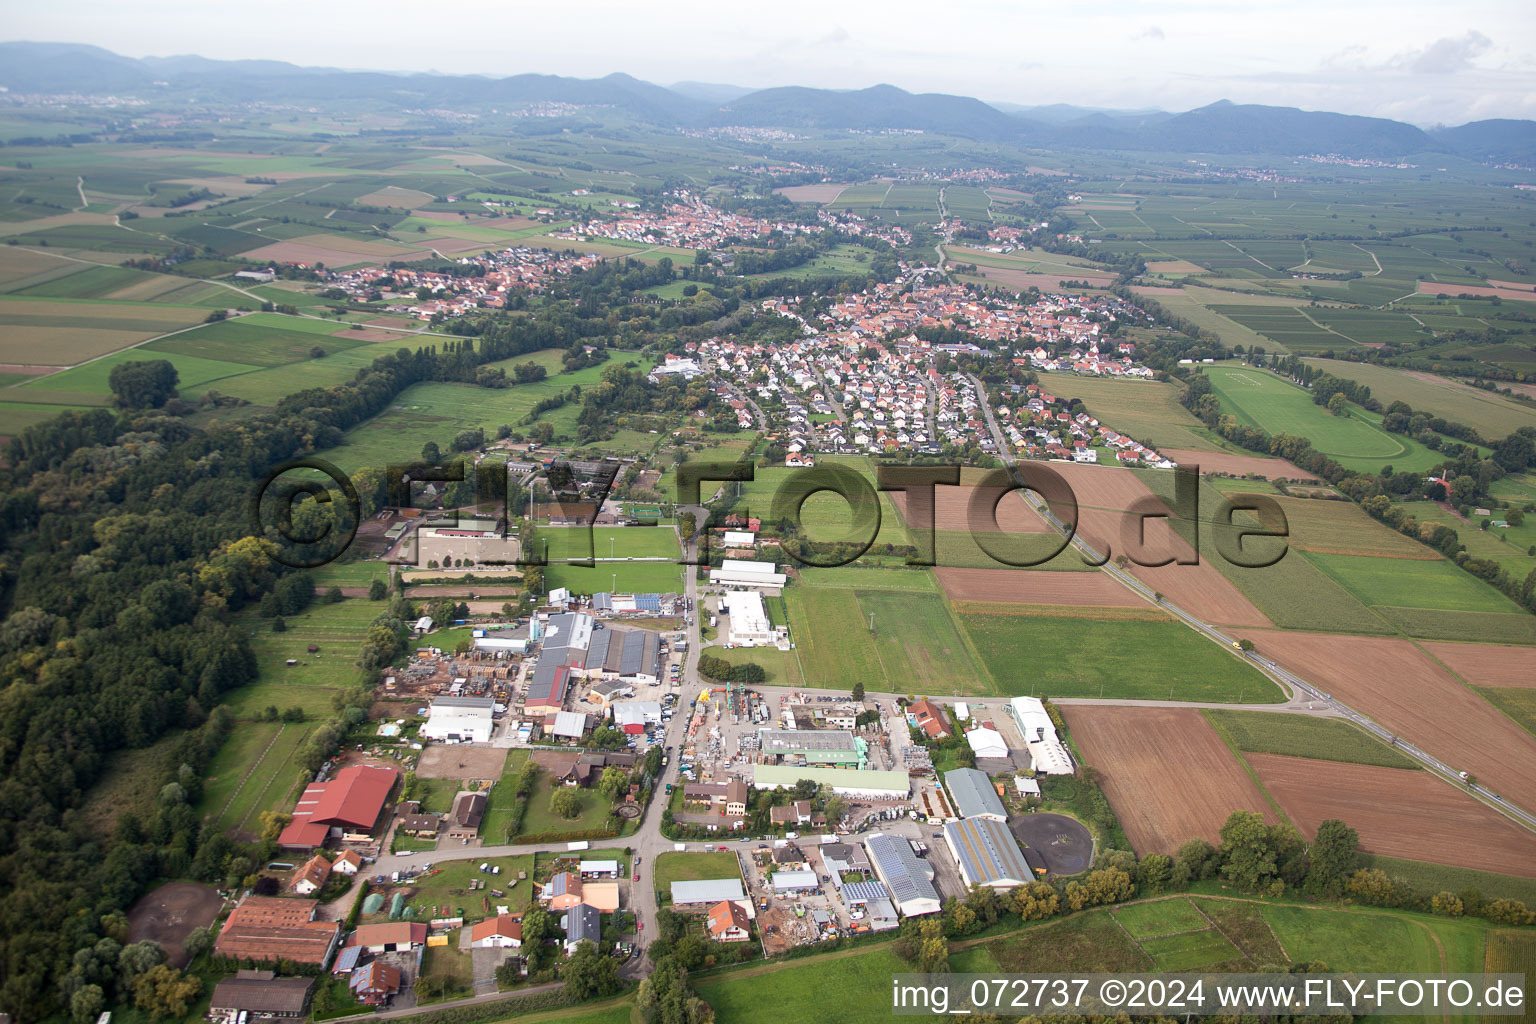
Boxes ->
[469,914,523,949]
[706,900,750,942]
[290,855,331,896]
[348,962,401,1006]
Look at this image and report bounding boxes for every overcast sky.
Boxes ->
[10,0,1536,124]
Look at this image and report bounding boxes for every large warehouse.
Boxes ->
[943,767,1008,821]
[722,590,784,647]
[583,626,661,685]
[670,878,747,906]
[757,729,863,766]
[422,696,494,744]
[943,817,1032,889]
[751,764,909,799]
[865,834,941,917]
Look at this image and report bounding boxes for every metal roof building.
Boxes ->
[613,701,663,728]
[1007,696,1074,776]
[840,880,891,904]
[771,870,820,892]
[943,767,1008,821]
[551,711,588,739]
[422,696,494,744]
[943,817,1032,890]
[670,878,747,905]
[709,558,787,590]
[758,729,862,766]
[864,834,941,917]
[751,764,908,799]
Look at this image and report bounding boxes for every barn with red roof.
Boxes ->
[279,765,399,849]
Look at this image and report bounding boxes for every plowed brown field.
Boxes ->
[1062,706,1276,854]
[1232,630,1536,809]
[1161,449,1315,481]
[1422,641,1536,689]
[935,567,1144,605]
[888,484,1050,533]
[1247,754,1536,877]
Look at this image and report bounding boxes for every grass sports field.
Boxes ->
[1203,363,1439,473]
[540,526,681,562]
[963,614,1282,702]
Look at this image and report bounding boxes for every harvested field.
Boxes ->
[1124,557,1273,627]
[775,183,849,203]
[1144,260,1206,275]
[1421,642,1536,689]
[1162,449,1315,481]
[1266,496,1440,559]
[887,482,1051,533]
[950,600,1169,621]
[1051,462,1162,512]
[127,882,224,966]
[415,745,508,780]
[1230,629,1536,811]
[1417,281,1536,304]
[1061,706,1276,854]
[332,327,404,342]
[1246,754,1536,878]
[357,186,436,207]
[935,567,1144,606]
[242,234,434,266]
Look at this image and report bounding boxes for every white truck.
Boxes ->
[567,840,590,852]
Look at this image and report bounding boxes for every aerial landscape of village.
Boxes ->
[3,5,1536,1024]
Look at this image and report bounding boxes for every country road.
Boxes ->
[965,372,1536,835]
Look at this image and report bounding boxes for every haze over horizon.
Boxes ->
[6,0,1535,126]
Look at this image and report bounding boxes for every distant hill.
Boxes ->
[1,41,1532,163]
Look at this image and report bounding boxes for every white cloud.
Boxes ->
[1389,30,1493,74]
[1132,25,1165,41]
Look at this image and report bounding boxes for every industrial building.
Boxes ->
[583,626,661,685]
[839,880,899,931]
[709,558,787,590]
[1007,697,1074,775]
[612,701,663,732]
[422,696,495,744]
[943,817,1033,889]
[757,729,863,766]
[473,635,529,655]
[943,767,1008,821]
[771,870,820,892]
[965,726,1009,760]
[751,764,909,800]
[278,764,399,849]
[210,971,314,1019]
[721,590,784,647]
[865,834,941,917]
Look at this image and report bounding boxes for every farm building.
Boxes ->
[751,764,909,800]
[470,914,523,948]
[215,897,341,966]
[278,765,399,849]
[333,850,365,875]
[709,558,787,591]
[757,729,862,766]
[707,900,751,942]
[422,696,495,744]
[944,817,1032,889]
[289,854,331,895]
[1007,696,1074,775]
[965,726,1009,760]
[550,710,590,740]
[943,767,1008,821]
[907,700,951,739]
[349,922,427,953]
[772,870,820,892]
[670,878,746,906]
[562,904,602,953]
[613,701,663,731]
[865,834,941,917]
[209,971,314,1019]
[722,590,784,647]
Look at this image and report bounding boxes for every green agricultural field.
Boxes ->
[1203,709,1420,769]
[856,590,993,694]
[20,347,262,398]
[1374,607,1536,645]
[700,643,803,686]
[1203,363,1438,473]
[1215,549,1394,635]
[221,598,384,720]
[1301,358,1536,439]
[797,566,938,591]
[1050,375,1223,451]
[480,749,531,841]
[653,851,741,891]
[1305,551,1520,614]
[145,316,369,366]
[200,721,314,836]
[961,614,1282,702]
[1111,897,1213,939]
[1258,904,1453,972]
[1477,687,1536,738]
[783,586,886,691]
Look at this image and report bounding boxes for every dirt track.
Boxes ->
[1062,706,1275,855]
[1247,754,1536,877]
[1232,629,1536,811]
[127,882,224,966]
[415,745,509,780]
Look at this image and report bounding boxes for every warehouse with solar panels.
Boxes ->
[943,817,1032,889]
[865,834,941,917]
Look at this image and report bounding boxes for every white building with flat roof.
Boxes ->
[422,696,494,744]
[1008,696,1074,775]
[710,559,787,591]
[723,590,782,647]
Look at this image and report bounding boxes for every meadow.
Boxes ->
[1203,708,1420,769]
[653,851,742,891]
[961,614,1282,702]
[198,721,313,837]
[1300,357,1536,439]
[1304,550,1522,615]
[1048,374,1222,452]
[219,597,384,720]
